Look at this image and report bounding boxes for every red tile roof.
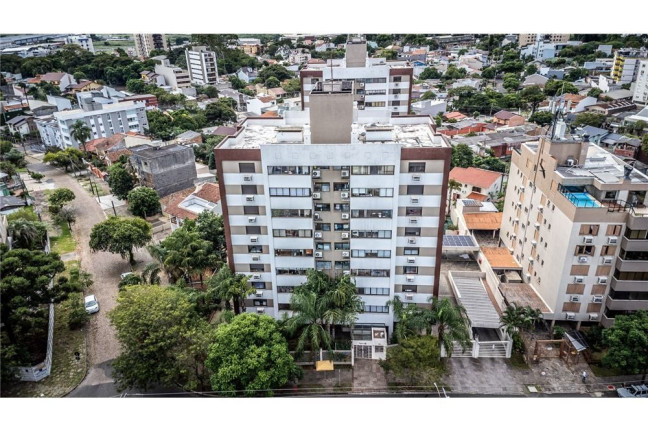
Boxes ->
[450,167,502,189]
[463,212,503,230]
[258,96,275,103]
[40,72,67,82]
[493,110,523,120]
[106,149,132,163]
[261,111,279,117]
[163,183,220,221]
[444,111,467,120]
[193,183,221,204]
[466,191,488,201]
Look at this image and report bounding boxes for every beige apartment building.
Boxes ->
[500,125,648,329]
[133,34,168,59]
[214,80,451,359]
[518,34,570,47]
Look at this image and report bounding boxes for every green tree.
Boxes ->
[386,296,427,343]
[109,284,214,391]
[29,171,44,182]
[43,147,84,173]
[195,211,227,262]
[480,67,496,79]
[8,218,47,250]
[379,336,443,387]
[544,79,579,96]
[126,78,146,94]
[521,85,546,114]
[264,76,281,89]
[602,311,648,382]
[451,143,474,168]
[48,188,75,210]
[205,313,299,396]
[285,289,331,365]
[89,216,152,266]
[107,162,137,200]
[421,90,437,100]
[201,85,218,98]
[419,67,442,80]
[525,64,538,76]
[127,186,161,218]
[448,178,462,209]
[573,112,607,128]
[3,149,25,168]
[70,120,92,153]
[475,156,507,173]
[500,303,541,337]
[228,74,247,90]
[258,64,292,84]
[587,88,603,98]
[204,100,236,125]
[281,78,301,94]
[529,111,554,126]
[503,73,521,92]
[0,140,13,155]
[427,297,471,357]
[206,266,254,314]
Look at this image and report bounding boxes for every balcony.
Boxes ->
[620,236,648,252]
[605,295,648,311]
[611,276,648,291]
[615,257,648,272]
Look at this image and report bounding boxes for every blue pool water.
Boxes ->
[567,192,600,208]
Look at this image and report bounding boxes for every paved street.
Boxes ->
[26,155,153,397]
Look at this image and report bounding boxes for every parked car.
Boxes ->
[616,384,648,398]
[120,272,133,280]
[84,294,100,314]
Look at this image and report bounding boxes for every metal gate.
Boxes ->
[354,345,373,359]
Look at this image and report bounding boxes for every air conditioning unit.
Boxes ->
[341,170,349,178]
[406,276,415,282]
[529,257,534,263]
[408,238,416,244]
[578,256,588,263]
[312,192,321,199]
[341,213,349,220]
[405,294,414,301]
[246,195,254,202]
[341,192,349,199]
[250,236,258,243]
[312,170,321,178]
[248,216,256,223]
[252,274,261,280]
[516,201,522,207]
[409,218,418,224]
[243,175,253,181]
[315,251,323,258]
[513,218,520,223]
[255,290,263,297]
[343,270,351,275]
[412,175,421,181]
[565,312,576,320]
[341,232,349,239]
[566,158,575,167]
[534,223,541,230]
[607,236,618,244]
[531,240,537,246]
[407,257,416,264]
[410,197,419,204]
[602,257,613,264]
[570,295,580,302]
[583,236,594,244]
[598,276,608,284]
[342,251,350,258]
[593,295,604,304]
[538,205,544,213]
[574,276,584,283]
[314,232,322,238]
[519,186,525,193]
[256,307,265,314]
[588,313,599,321]
[252,255,261,261]
[314,213,320,220]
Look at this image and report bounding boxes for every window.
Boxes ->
[249,264,265,272]
[268,166,310,175]
[314,203,331,212]
[393,76,402,83]
[351,188,394,197]
[351,209,392,218]
[403,266,418,274]
[625,228,648,239]
[406,207,422,216]
[351,269,390,277]
[365,89,386,95]
[404,247,419,255]
[241,185,257,194]
[334,242,350,250]
[277,286,294,293]
[363,305,389,313]
[333,203,351,212]
[316,261,332,270]
[239,163,255,173]
[334,223,350,231]
[243,206,259,215]
[314,182,330,192]
[278,303,291,310]
[352,230,392,238]
[365,78,387,83]
[253,299,267,306]
[271,209,312,218]
[273,229,312,237]
[606,224,622,236]
[402,285,417,292]
[405,227,421,236]
[575,245,595,255]
[333,182,349,191]
[315,223,331,231]
[276,268,309,275]
[352,250,391,258]
[408,162,426,173]
[334,261,350,270]
[406,185,424,195]
[251,282,265,289]
[274,249,313,257]
[269,188,311,197]
[579,224,600,235]
[316,242,331,250]
[357,287,390,296]
[351,165,395,175]
[246,226,261,234]
[601,245,616,256]
[248,245,263,253]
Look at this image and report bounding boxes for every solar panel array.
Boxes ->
[443,235,477,247]
[461,199,483,207]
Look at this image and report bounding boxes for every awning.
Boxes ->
[315,360,334,371]
[565,331,589,352]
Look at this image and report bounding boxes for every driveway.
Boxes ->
[26,155,153,397]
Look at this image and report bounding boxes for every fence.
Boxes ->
[291,349,354,366]
[441,338,512,359]
[15,303,55,382]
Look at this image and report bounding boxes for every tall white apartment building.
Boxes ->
[612,52,646,84]
[500,126,648,329]
[51,101,149,149]
[133,34,168,59]
[300,37,413,116]
[518,34,569,47]
[65,34,95,53]
[185,46,219,85]
[214,81,451,359]
[154,58,191,91]
[632,60,648,104]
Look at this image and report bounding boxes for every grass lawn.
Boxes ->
[50,220,76,255]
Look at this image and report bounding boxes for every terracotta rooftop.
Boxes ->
[450,167,502,189]
[40,72,67,82]
[463,212,502,231]
[493,110,522,120]
[258,96,275,103]
[466,191,488,202]
[562,93,585,102]
[160,187,196,217]
[193,182,221,204]
[67,81,99,90]
[269,87,286,95]
[499,283,551,314]
[444,111,467,120]
[106,148,132,163]
[85,133,125,153]
[481,247,521,269]
[163,183,221,221]
[260,111,279,117]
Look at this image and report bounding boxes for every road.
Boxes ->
[26,155,153,397]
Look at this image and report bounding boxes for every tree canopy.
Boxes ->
[107,162,136,200]
[379,335,444,387]
[602,311,648,382]
[127,186,161,218]
[89,216,152,265]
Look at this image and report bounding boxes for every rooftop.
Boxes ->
[450,167,502,189]
[54,101,144,120]
[481,247,521,270]
[463,212,503,231]
[130,144,191,159]
[449,272,501,329]
[499,283,552,314]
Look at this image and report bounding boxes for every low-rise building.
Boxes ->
[493,110,525,128]
[6,115,35,136]
[236,67,258,84]
[65,80,102,94]
[449,167,504,203]
[129,144,198,197]
[122,94,158,110]
[36,72,76,93]
[163,182,222,230]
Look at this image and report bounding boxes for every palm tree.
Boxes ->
[206,266,253,314]
[141,262,162,285]
[386,296,427,343]
[9,219,46,250]
[426,297,471,357]
[285,290,332,366]
[70,120,92,153]
[500,303,541,336]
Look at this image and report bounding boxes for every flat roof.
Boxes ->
[463,212,502,231]
[499,283,551,314]
[481,247,521,270]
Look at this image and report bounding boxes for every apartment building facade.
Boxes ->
[51,101,149,149]
[632,60,648,104]
[65,34,95,53]
[500,128,648,329]
[518,34,569,47]
[300,38,413,116]
[612,53,646,84]
[185,46,219,85]
[133,34,168,59]
[214,82,450,356]
[154,58,191,91]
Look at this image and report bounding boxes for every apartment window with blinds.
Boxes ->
[351,209,392,218]
[334,261,350,270]
[316,261,332,270]
[408,162,425,172]
[357,287,390,296]
[314,182,330,192]
[351,165,395,175]
[404,248,419,255]
[269,188,311,197]
[334,242,350,250]
[267,166,310,175]
[352,250,391,258]
[351,188,394,197]
[273,229,313,237]
[405,228,421,236]
[316,243,331,250]
[363,305,389,313]
[334,223,350,231]
[239,163,255,173]
[579,224,600,235]
[351,269,390,277]
[333,203,351,212]
[334,182,350,191]
[271,209,312,218]
[352,230,392,238]
[315,223,331,231]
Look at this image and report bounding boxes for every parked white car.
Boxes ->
[84,295,99,314]
[617,384,648,398]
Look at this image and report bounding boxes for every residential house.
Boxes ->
[522,74,549,88]
[493,110,525,127]
[586,100,637,116]
[267,87,286,99]
[602,89,634,102]
[411,99,447,117]
[173,130,202,146]
[521,42,556,61]
[163,182,222,231]
[37,72,76,93]
[237,39,262,55]
[65,80,102,94]
[129,144,198,197]
[28,100,58,117]
[122,94,159,110]
[6,115,35,136]
[236,67,258,84]
[46,95,72,111]
[449,167,504,204]
[451,78,482,89]
[246,95,276,116]
[539,68,565,80]
[444,111,467,121]
[140,70,166,87]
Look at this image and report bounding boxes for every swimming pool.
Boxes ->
[566,192,601,208]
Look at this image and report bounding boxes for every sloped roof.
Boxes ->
[105,148,132,163]
[481,247,521,269]
[466,191,488,201]
[463,212,502,231]
[40,72,67,82]
[450,167,502,189]
[444,111,467,120]
[494,110,523,120]
[193,183,220,204]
